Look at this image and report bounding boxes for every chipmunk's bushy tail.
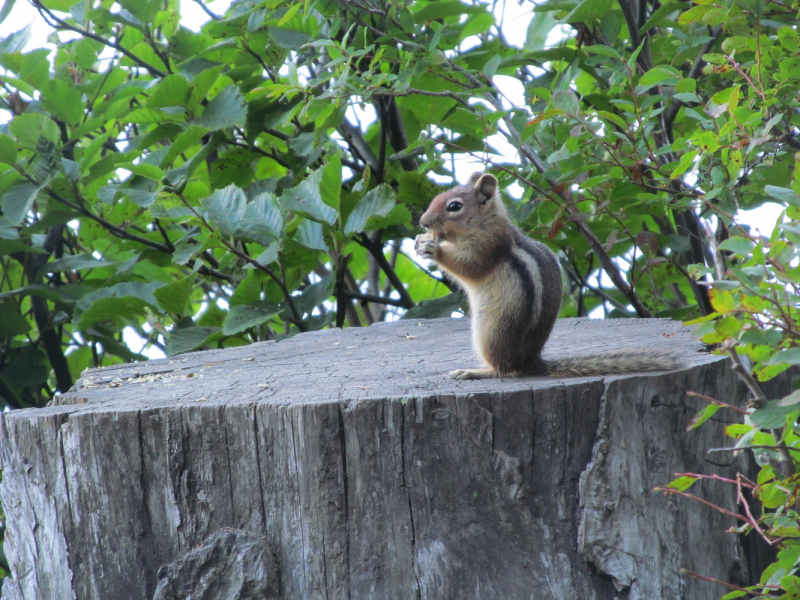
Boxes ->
[541,350,681,378]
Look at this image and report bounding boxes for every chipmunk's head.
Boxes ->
[419,172,506,240]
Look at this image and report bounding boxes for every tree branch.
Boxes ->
[343,290,407,307]
[663,27,723,136]
[338,119,380,173]
[31,0,167,78]
[371,88,471,109]
[357,233,415,309]
[17,225,73,395]
[28,178,172,255]
[193,0,220,20]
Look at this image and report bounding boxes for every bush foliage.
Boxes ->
[3,0,800,594]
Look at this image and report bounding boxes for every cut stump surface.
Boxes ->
[0,318,777,600]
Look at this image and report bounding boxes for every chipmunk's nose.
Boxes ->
[420,210,432,229]
[419,203,440,229]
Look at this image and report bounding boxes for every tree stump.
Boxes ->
[0,317,780,600]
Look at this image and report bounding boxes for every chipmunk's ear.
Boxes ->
[474,173,498,201]
[468,171,483,184]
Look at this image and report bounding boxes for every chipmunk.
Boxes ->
[414,172,679,379]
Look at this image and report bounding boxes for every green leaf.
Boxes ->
[0,23,31,55]
[638,1,681,34]
[40,253,115,276]
[237,191,284,244]
[165,326,220,356]
[750,400,798,429]
[33,136,57,183]
[9,113,59,151]
[160,124,208,168]
[718,236,755,255]
[0,300,29,336]
[670,150,697,179]
[666,475,700,491]
[117,0,158,22]
[678,4,711,24]
[196,85,247,130]
[482,54,501,79]
[320,153,342,210]
[640,65,682,86]
[766,348,800,365]
[777,389,800,407]
[280,169,337,225]
[527,109,564,126]
[118,162,164,180]
[686,403,721,430]
[147,74,190,108]
[364,204,411,231]
[253,242,278,266]
[0,134,17,165]
[276,3,299,26]
[461,13,494,41]
[222,300,280,335]
[267,26,310,49]
[153,275,194,315]
[708,289,735,314]
[697,131,719,153]
[714,315,741,335]
[552,89,579,115]
[201,184,247,237]
[75,296,150,331]
[719,590,747,599]
[402,292,466,320]
[0,183,39,226]
[0,282,85,303]
[564,0,612,22]
[413,1,485,22]
[295,219,329,252]
[296,272,335,315]
[41,80,83,125]
[121,188,159,208]
[764,185,800,207]
[724,424,753,438]
[0,239,46,256]
[126,108,183,124]
[0,0,17,26]
[344,184,395,234]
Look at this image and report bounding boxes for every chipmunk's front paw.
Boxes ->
[448,368,497,380]
[415,234,439,261]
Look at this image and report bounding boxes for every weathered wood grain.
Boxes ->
[0,317,779,599]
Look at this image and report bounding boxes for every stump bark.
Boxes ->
[0,317,780,600]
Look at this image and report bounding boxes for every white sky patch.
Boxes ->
[737,202,784,236]
[123,325,166,359]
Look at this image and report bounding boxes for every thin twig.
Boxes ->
[357,234,414,309]
[343,290,406,307]
[193,0,220,20]
[31,0,167,78]
[709,445,800,455]
[686,391,748,415]
[371,88,471,108]
[657,487,750,523]
[680,569,775,597]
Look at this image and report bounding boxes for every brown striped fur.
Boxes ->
[415,172,679,379]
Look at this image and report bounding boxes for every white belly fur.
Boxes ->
[462,263,523,365]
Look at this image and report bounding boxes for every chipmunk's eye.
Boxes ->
[446,200,463,212]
